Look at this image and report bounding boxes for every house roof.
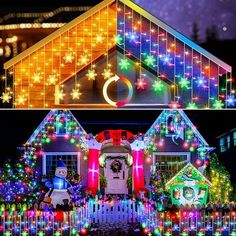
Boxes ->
[145,109,210,147]
[165,162,212,187]
[4,0,231,72]
[26,110,87,145]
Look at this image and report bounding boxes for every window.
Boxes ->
[45,154,78,175]
[234,132,236,146]
[154,154,188,179]
[56,115,67,135]
[227,135,231,149]
[220,138,226,152]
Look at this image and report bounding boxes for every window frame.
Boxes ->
[42,152,80,176]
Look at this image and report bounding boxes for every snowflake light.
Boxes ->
[55,89,65,101]
[135,78,147,90]
[32,72,42,83]
[1,91,12,103]
[71,88,82,100]
[86,69,97,81]
[63,52,75,63]
[78,54,89,65]
[102,68,113,80]
[47,74,58,85]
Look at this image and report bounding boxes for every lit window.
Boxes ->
[220,138,226,152]
[233,132,236,146]
[227,135,231,149]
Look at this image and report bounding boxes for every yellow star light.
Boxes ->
[63,52,75,63]
[47,74,58,85]
[70,88,82,100]
[16,94,27,105]
[102,68,113,80]
[1,91,12,103]
[32,72,42,83]
[86,69,97,81]
[55,89,65,101]
[78,54,89,65]
[95,33,104,43]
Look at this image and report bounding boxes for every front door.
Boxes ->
[104,158,128,194]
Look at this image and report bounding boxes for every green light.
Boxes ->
[145,54,156,66]
[152,80,164,93]
[190,147,195,152]
[45,138,51,143]
[187,102,198,109]
[37,231,44,236]
[119,58,130,70]
[115,34,123,45]
[70,138,76,144]
[213,100,224,109]
[4,231,12,236]
[54,232,61,236]
[179,77,190,89]
[154,228,160,235]
[21,232,28,236]
[141,223,146,228]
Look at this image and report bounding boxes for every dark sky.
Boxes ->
[0,0,235,40]
[0,109,235,158]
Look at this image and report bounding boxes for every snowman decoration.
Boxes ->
[45,159,72,208]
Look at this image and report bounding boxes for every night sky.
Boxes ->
[0,0,235,40]
[134,0,236,40]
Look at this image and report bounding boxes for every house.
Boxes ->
[2,0,232,109]
[24,109,213,205]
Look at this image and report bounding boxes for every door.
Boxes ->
[104,158,128,194]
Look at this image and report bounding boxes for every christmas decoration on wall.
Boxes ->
[1,0,233,108]
[110,160,122,173]
[166,163,211,206]
[208,153,233,203]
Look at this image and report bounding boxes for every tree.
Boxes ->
[208,153,233,203]
[191,22,200,43]
[206,25,219,43]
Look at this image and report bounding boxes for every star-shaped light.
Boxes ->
[95,33,104,43]
[145,54,156,67]
[197,232,205,236]
[102,68,113,80]
[226,95,236,107]
[47,74,58,85]
[113,34,123,45]
[21,231,28,236]
[1,91,12,103]
[181,232,189,236]
[214,232,221,236]
[32,72,42,83]
[164,232,172,236]
[78,54,89,65]
[135,78,147,90]
[70,88,82,100]
[179,77,190,89]
[55,89,65,101]
[16,94,27,105]
[152,80,164,93]
[213,100,224,109]
[4,231,11,236]
[196,76,207,88]
[63,52,75,63]
[230,232,236,236]
[54,232,61,236]
[37,232,44,236]
[187,102,198,109]
[119,58,130,70]
[86,69,97,81]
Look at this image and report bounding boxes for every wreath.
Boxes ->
[110,160,122,173]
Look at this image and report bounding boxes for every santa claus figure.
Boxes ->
[45,159,72,208]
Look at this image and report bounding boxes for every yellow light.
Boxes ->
[70,88,82,100]
[86,69,97,81]
[32,72,42,83]
[47,74,58,85]
[78,54,89,65]
[95,33,104,43]
[102,68,113,80]
[55,89,65,101]
[63,52,75,63]
[0,91,12,103]
[16,94,27,105]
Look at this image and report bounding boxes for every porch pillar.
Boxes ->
[87,138,102,196]
[131,139,146,195]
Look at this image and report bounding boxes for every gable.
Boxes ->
[2,0,232,109]
[26,110,88,152]
[145,110,213,154]
[166,163,211,187]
